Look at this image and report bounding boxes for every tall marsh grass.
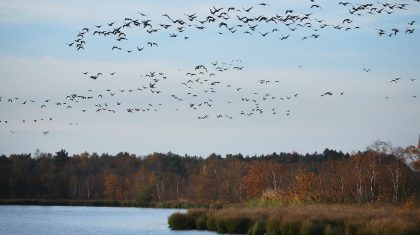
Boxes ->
[168,204,420,235]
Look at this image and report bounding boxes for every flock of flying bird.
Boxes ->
[1,1,419,136]
[67,1,417,52]
[1,59,417,135]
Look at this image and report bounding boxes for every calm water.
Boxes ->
[0,206,215,235]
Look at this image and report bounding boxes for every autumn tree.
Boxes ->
[241,161,284,199]
[0,143,418,205]
[104,173,119,200]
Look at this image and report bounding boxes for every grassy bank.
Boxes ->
[168,204,420,235]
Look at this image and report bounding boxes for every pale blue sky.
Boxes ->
[0,0,419,156]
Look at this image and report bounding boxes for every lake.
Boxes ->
[0,205,216,235]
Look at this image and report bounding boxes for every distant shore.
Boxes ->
[0,199,220,209]
[0,199,143,207]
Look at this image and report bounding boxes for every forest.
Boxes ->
[1,141,419,206]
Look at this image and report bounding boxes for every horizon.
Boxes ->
[2,138,417,158]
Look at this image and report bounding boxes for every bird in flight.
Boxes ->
[243,6,254,12]
[147,42,158,47]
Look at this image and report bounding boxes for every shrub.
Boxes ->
[223,216,252,234]
[136,187,153,207]
[167,212,195,230]
[300,220,324,235]
[344,221,362,235]
[195,216,207,230]
[364,218,420,235]
[280,220,301,235]
[266,219,282,235]
[215,218,228,233]
[324,224,345,235]
[301,219,345,235]
[206,217,217,231]
[248,220,266,235]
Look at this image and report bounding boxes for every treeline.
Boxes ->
[0,141,419,205]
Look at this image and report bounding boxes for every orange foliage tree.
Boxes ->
[241,161,283,199]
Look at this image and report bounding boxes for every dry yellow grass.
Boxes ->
[169,204,420,234]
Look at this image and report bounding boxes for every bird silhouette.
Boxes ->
[243,6,254,12]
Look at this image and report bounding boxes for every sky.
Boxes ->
[0,0,419,157]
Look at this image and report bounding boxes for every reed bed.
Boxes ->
[168,204,420,235]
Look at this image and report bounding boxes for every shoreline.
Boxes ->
[0,199,223,209]
[0,199,146,208]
